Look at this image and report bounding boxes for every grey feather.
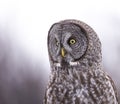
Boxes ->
[44,19,119,104]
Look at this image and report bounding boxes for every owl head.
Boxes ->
[48,20,101,67]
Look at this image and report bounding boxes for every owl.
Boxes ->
[44,19,119,104]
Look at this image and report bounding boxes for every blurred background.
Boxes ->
[0,0,120,104]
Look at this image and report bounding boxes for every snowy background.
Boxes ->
[0,0,120,103]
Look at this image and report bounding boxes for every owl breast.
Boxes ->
[45,66,117,104]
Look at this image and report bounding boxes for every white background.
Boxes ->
[0,0,120,103]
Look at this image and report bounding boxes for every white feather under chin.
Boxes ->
[54,61,79,67]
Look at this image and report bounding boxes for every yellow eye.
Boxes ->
[69,39,76,44]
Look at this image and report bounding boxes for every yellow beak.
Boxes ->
[61,48,65,57]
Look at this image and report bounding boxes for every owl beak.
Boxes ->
[61,47,66,57]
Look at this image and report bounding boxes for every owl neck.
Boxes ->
[50,62,103,89]
[51,59,102,74]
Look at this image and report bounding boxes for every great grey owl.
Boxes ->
[44,19,119,104]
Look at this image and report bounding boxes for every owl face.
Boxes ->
[48,22,88,65]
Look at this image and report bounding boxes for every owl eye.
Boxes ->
[55,38,59,46]
[56,41,59,46]
[69,39,76,45]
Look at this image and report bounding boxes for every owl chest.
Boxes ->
[46,72,93,103]
[46,70,117,104]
